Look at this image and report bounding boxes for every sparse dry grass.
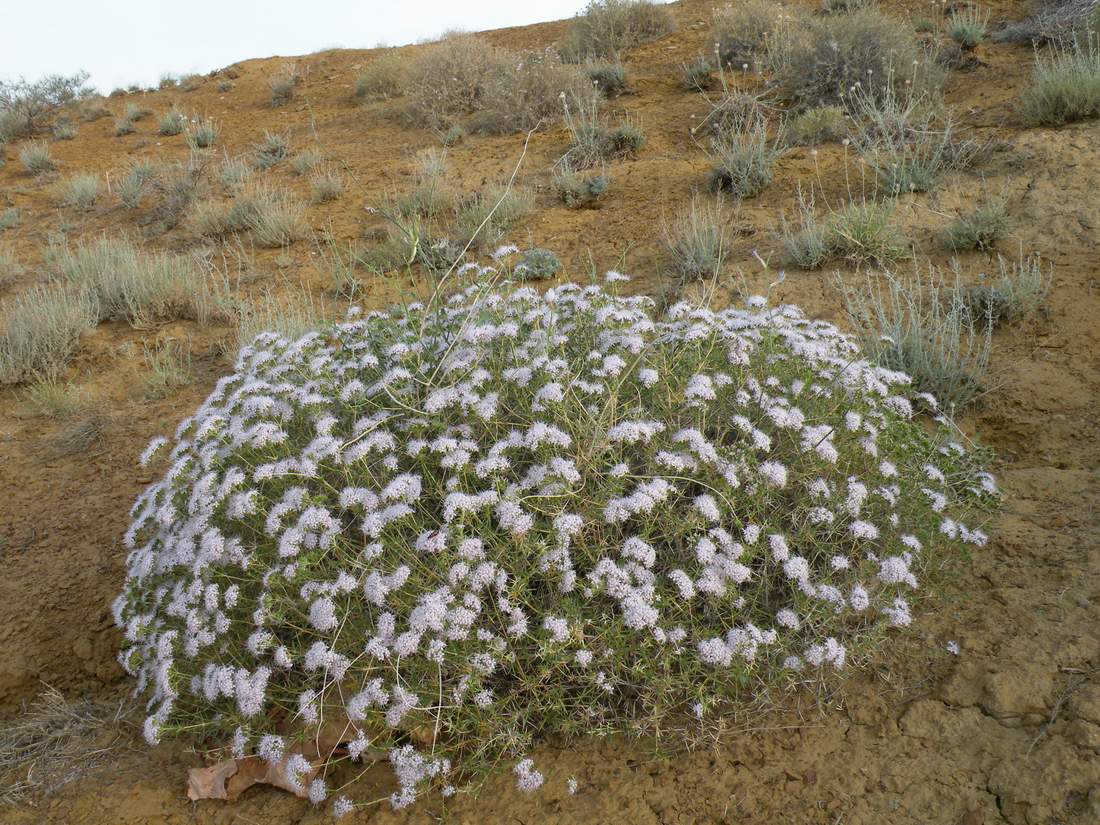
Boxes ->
[663,194,732,282]
[0,685,128,805]
[0,283,99,384]
[559,0,675,62]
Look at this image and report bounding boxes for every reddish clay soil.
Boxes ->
[1,0,1099,822]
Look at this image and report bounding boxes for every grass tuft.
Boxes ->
[1020,35,1100,126]
[663,194,731,282]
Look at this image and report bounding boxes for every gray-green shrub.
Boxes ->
[158,109,186,136]
[559,0,675,61]
[942,197,1009,251]
[707,117,783,198]
[514,247,562,280]
[19,140,54,175]
[57,173,100,211]
[355,52,405,101]
[1019,35,1100,126]
[837,264,992,409]
[0,283,98,383]
[253,131,289,169]
[663,194,731,281]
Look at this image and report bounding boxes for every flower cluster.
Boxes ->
[116,270,996,812]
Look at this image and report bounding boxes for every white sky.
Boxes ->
[2,0,593,94]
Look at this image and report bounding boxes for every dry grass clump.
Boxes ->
[158,108,186,136]
[236,290,327,352]
[309,168,345,203]
[56,173,100,211]
[451,183,533,250]
[49,411,110,457]
[116,160,159,209]
[942,196,1010,251]
[192,186,309,247]
[47,235,230,327]
[355,51,405,100]
[19,140,54,175]
[406,36,588,133]
[846,86,977,195]
[782,190,909,268]
[559,0,675,62]
[0,247,25,288]
[681,56,717,90]
[586,62,629,96]
[711,0,783,67]
[956,253,1050,325]
[186,117,219,149]
[146,160,203,232]
[0,208,21,231]
[142,339,193,398]
[218,154,252,190]
[1020,35,1100,125]
[946,5,989,50]
[0,685,127,805]
[663,194,732,281]
[558,90,645,170]
[771,9,940,109]
[20,378,84,418]
[269,62,301,107]
[837,264,992,409]
[51,119,78,140]
[706,116,783,197]
[788,105,847,144]
[113,115,136,136]
[0,283,98,384]
[253,130,289,169]
[290,149,322,176]
[552,167,611,207]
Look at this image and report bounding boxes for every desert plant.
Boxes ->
[946,5,989,50]
[187,117,219,149]
[442,124,466,145]
[47,236,229,327]
[586,62,629,96]
[116,160,159,209]
[253,131,289,169]
[20,378,83,418]
[269,63,301,107]
[218,154,252,190]
[57,173,100,211]
[780,186,831,269]
[681,56,717,91]
[116,272,996,815]
[663,194,732,281]
[828,198,909,265]
[125,102,151,122]
[558,90,645,169]
[514,247,562,280]
[846,85,970,195]
[711,0,782,67]
[956,253,1050,325]
[0,72,93,138]
[838,263,992,408]
[788,105,847,144]
[405,35,510,128]
[310,169,345,203]
[158,108,186,136]
[452,184,533,250]
[0,283,98,383]
[560,0,675,61]
[193,186,309,247]
[0,208,21,231]
[942,197,1009,251]
[147,160,202,232]
[476,49,590,134]
[770,9,940,108]
[179,74,203,92]
[114,116,135,136]
[552,168,611,207]
[142,339,193,398]
[19,141,54,175]
[1019,35,1100,126]
[235,289,327,351]
[0,247,24,287]
[707,117,783,197]
[355,52,405,100]
[290,149,322,176]
[51,119,78,140]
[782,191,908,269]
[158,74,179,90]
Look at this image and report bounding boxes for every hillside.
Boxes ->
[2,0,1100,822]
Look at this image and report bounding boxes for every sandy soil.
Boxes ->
[1,0,1099,822]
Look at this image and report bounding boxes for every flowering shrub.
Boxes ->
[116,270,997,814]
